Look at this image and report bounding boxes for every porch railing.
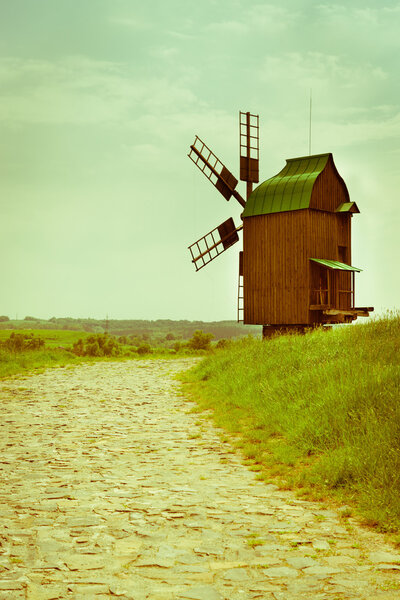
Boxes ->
[310,271,356,310]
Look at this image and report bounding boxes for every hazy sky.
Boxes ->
[1,1,399,321]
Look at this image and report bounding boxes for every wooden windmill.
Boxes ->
[187,112,373,337]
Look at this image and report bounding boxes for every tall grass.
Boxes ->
[181,313,400,533]
[0,347,83,379]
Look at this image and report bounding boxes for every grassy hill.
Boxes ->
[180,312,400,537]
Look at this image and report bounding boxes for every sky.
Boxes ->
[0,0,399,321]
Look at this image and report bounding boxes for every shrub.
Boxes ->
[72,334,122,357]
[187,330,214,351]
[216,338,230,349]
[1,332,45,352]
[137,343,153,355]
[0,316,9,322]
[86,341,101,356]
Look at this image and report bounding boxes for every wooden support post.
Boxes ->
[336,280,339,311]
[327,270,331,307]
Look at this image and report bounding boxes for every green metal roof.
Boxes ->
[336,202,359,213]
[242,153,331,217]
[310,258,362,272]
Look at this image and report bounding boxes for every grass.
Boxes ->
[0,346,87,379]
[179,312,400,535]
[246,533,266,547]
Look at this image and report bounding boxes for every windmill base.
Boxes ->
[262,324,331,339]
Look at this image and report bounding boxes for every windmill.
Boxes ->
[187,111,372,336]
[187,111,259,275]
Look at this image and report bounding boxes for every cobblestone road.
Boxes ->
[1,359,400,599]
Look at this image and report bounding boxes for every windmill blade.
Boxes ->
[188,217,243,272]
[188,136,246,208]
[239,112,259,196]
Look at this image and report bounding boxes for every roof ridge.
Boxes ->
[286,152,332,162]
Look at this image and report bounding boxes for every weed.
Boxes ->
[378,581,400,591]
[339,507,353,519]
[246,533,265,548]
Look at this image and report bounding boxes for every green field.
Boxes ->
[180,312,400,537]
[0,328,91,348]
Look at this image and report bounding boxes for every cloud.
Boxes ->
[109,16,150,30]
[0,57,130,124]
[317,4,400,21]
[320,111,400,147]
[260,51,388,89]
[205,3,295,36]
[245,3,298,31]
[205,20,249,35]
[315,3,400,46]
[0,56,201,126]
[167,30,195,41]
[150,46,179,60]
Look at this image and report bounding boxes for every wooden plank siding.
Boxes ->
[243,210,353,325]
[243,210,310,325]
[310,155,350,212]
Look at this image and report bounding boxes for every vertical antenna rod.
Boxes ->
[309,88,312,156]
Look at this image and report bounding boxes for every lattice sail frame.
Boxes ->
[239,111,259,184]
[188,136,245,208]
[188,217,242,272]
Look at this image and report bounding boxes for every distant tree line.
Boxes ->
[0,316,261,340]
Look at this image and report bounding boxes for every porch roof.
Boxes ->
[310,258,362,272]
